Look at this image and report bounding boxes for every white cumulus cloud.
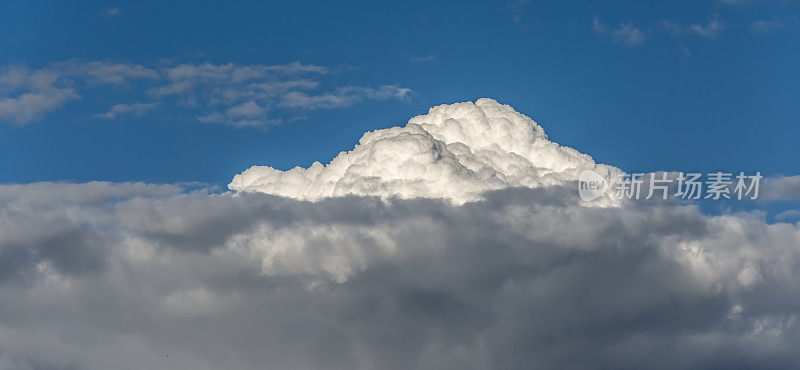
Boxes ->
[230,99,618,203]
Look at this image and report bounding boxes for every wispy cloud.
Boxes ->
[0,60,413,127]
[716,0,766,4]
[760,175,800,201]
[612,23,646,47]
[153,62,410,126]
[659,14,724,40]
[592,18,606,34]
[410,55,436,63]
[94,102,159,120]
[750,19,784,34]
[63,60,159,85]
[97,7,120,18]
[508,0,532,24]
[153,62,326,98]
[593,18,646,47]
[775,209,800,221]
[0,61,159,125]
[278,85,411,110]
[678,41,692,56]
[197,101,279,128]
[0,66,79,125]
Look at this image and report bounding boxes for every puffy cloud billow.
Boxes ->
[1,100,800,369]
[230,99,618,204]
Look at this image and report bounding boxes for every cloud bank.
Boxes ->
[1,100,799,369]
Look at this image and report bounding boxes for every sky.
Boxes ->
[1,0,798,185]
[3,1,800,369]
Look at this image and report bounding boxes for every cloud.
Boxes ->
[592,17,607,34]
[0,61,157,125]
[678,41,692,56]
[612,23,646,46]
[410,55,437,63]
[659,14,725,40]
[97,7,120,18]
[0,66,79,125]
[48,59,159,86]
[508,0,532,24]
[231,99,617,203]
[691,17,725,39]
[0,60,412,127]
[197,101,277,128]
[0,89,78,125]
[78,61,159,85]
[1,100,799,369]
[760,175,800,201]
[716,0,777,4]
[154,62,409,127]
[750,19,784,34]
[95,102,159,120]
[154,62,327,97]
[278,85,412,110]
[775,209,800,221]
[593,18,646,47]
[1,181,800,368]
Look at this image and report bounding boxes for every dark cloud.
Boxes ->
[0,183,799,369]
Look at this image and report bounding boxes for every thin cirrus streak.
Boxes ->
[0,60,411,127]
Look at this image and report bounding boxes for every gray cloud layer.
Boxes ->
[1,181,799,369]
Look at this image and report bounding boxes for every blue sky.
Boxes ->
[5,3,800,367]
[1,0,798,186]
